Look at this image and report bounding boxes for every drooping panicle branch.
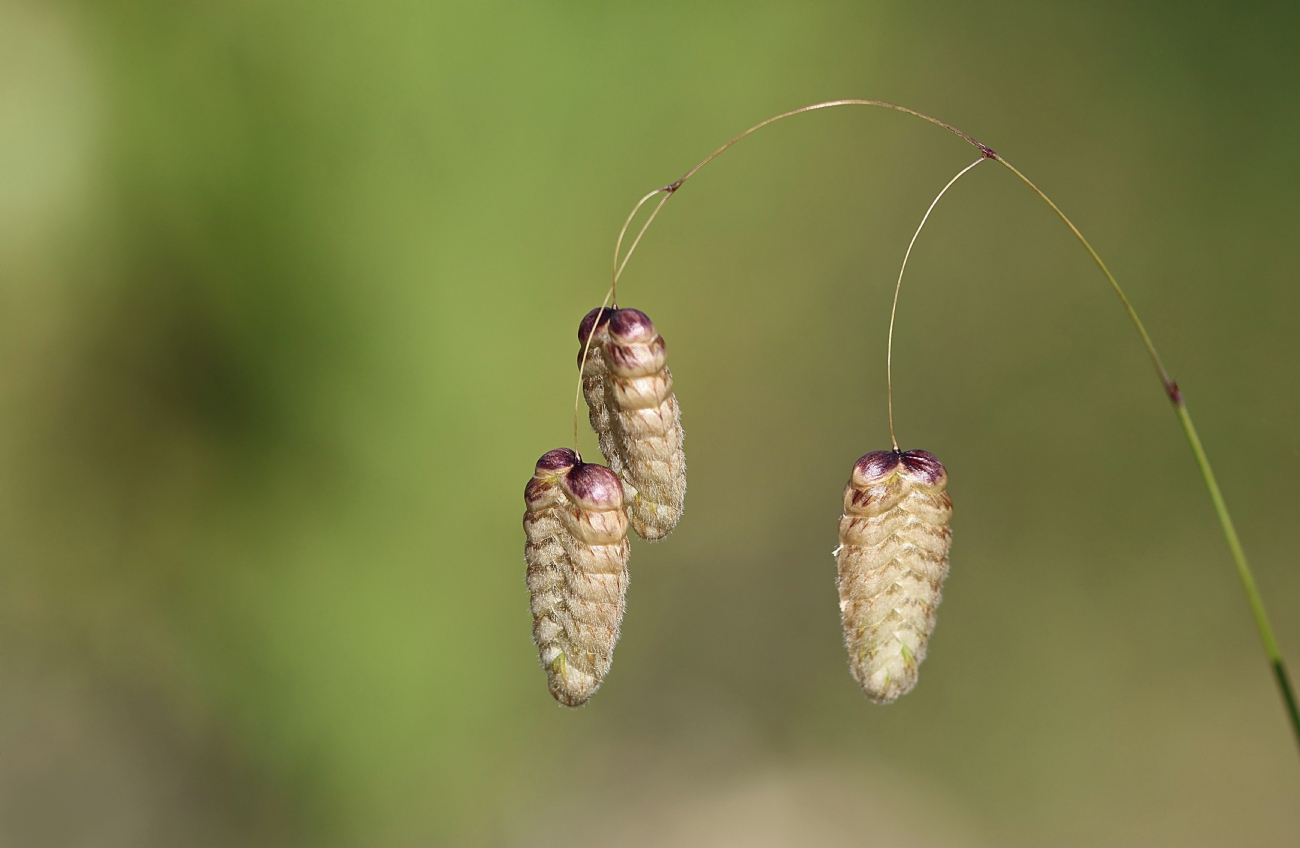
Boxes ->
[592,99,1299,752]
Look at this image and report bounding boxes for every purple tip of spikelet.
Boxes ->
[564,462,624,510]
[853,449,947,489]
[535,447,580,474]
[607,308,656,343]
[578,307,616,346]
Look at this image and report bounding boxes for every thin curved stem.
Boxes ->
[594,102,1298,752]
[995,159,1175,394]
[606,100,996,299]
[996,157,1300,748]
[611,188,669,304]
[669,100,995,188]
[601,101,993,455]
[573,285,615,454]
[887,157,985,451]
[580,188,675,450]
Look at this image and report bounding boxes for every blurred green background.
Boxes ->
[3,1,1299,845]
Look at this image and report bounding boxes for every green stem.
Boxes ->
[996,157,1300,750]
[1174,403,1300,742]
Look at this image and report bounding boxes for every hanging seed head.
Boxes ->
[578,307,686,541]
[836,449,952,703]
[524,448,631,706]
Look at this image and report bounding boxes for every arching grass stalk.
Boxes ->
[600,100,1300,751]
[996,157,1300,747]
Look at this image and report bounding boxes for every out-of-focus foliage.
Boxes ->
[2,1,1298,845]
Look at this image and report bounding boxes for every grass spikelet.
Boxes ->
[524,448,630,706]
[578,307,686,540]
[837,449,952,703]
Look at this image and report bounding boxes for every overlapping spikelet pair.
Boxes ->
[523,307,685,706]
[522,310,953,707]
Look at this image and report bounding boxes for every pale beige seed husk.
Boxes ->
[836,451,952,704]
[580,310,685,540]
[524,453,630,706]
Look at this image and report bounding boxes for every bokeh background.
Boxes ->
[3,1,1299,845]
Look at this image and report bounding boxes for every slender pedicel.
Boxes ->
[886,157,985,451]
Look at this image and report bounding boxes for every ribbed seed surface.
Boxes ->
[578,307,685,540]
[524,448,630,706]
[836,449,952,703]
